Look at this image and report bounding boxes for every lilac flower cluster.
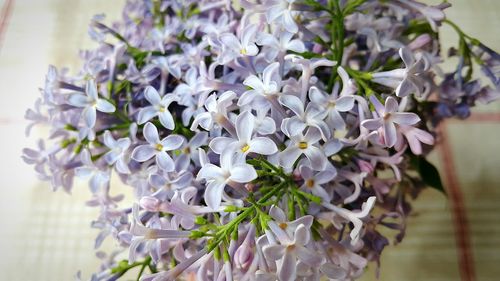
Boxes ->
[23,0,499,280]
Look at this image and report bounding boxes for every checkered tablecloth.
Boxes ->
[0,1,498,280]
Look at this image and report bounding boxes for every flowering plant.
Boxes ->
[23,0,499,280]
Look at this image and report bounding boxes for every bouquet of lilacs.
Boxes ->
[23,0,499,280]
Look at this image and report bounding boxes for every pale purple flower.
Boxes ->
[361,96,420,147]
[279,128,328,171]
[137,86,178,130]
[197,150,257,210]
[263,224,322,281]
[67,79,115,128]
[218,24,259,64]
[371,47,428,97]
[191,91,236,132]
[239,62,282,106]
[321,196,377,245]
[299,165,336,202]
[128,205,190,263]
[209,111,278,157]
[264,0,299,33]
[308,68,356,130]
[75,149,110,193]
[257,30,306,62]
[396,125,434,155]
[131,122,184,171]
[279,94,330,140]
[103,131,131,174]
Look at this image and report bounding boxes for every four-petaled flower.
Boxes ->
[131,122,184,171]
[209,111,278,158]
[137,86,178,129]
[361,96,421,147]
[197,150,257,210]
[103,131,131,174]
[371,47,428,97]
[67,79,115,128]
[264,224,322,281]
[279,128,328,171]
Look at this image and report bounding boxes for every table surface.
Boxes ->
[0,0,499,280]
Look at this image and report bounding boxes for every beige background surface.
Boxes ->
[0,0,498,280]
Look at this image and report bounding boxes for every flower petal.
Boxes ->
[160,135,184,151]
[383,121,397,147]
[296,245,322,266]
[143,122,160,144]
[159,111,175,130]
[86,79,98,100]
[392,112,420,125]
[67,94,88,107]
[209,137,235,154]
[279,95,304,117]
[236,111,254,142]
[204,181,226,210]
[279,146,302,169]
[131,145,156,162]
[137,106,158,124]
[82,106,97,128]
[96,99,116,113]
[304,146,327,171]
[279,248,297,281]
[229,164,257,183]
[144,86,161,105]
[263,245,285,261]
[249,137,278,155]
[156,151,175,171]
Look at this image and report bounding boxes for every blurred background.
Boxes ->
[0,0,498,280]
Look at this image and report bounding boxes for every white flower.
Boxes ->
[308,67,357,130]
[239,62,282,106]
[371,47,428,97]
[128,205,190,263]
[67,79,115,128]
[191,91,236,132]
[321,196,377,245]
[264,0,300,34]
[257,30,306,62]
[137,86,178,129]
[102,131,131,174]
[197,150,257,210]
[209,111,278,157]
[131,122,184,171]
[299,165,336,202]
[75,149,110,193]
[263,224,322,281]
[279,128,328,171]
[218,24,259,64]
[279,94,331,140]
[361,96,421,147]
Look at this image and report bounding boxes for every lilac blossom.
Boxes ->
[131,122,184,171]
[362,96,421,147]
[67,79,115,128]
[137,86,178,129]
[23,1,500,280]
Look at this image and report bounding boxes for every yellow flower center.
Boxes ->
[279,222,288,230]
[241,144,250,153]
[155,143,164,151]
[159,106,166,113]
[298,141,308,149]
[306,179,315,188]
[240,48,247,55]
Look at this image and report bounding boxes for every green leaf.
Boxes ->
[412,156,446,195]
